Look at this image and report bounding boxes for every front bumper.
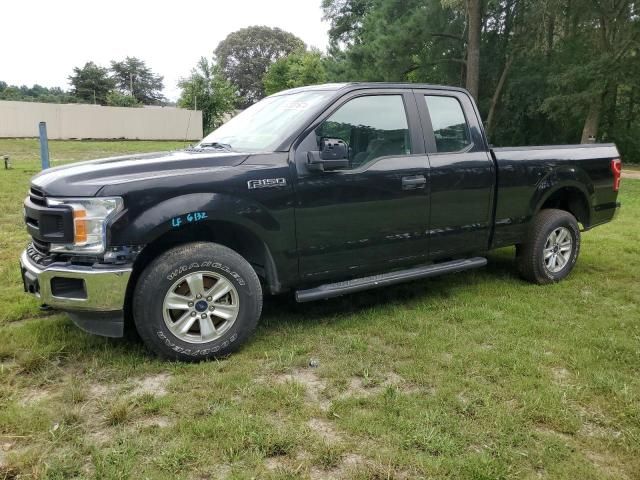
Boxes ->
[20,249,132,337]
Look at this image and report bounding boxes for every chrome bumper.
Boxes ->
[20,249,132,312]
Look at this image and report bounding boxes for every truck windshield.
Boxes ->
[197,90,333,152]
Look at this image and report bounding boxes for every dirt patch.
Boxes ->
[622,170,640,180]
[0,442,13,466]
[0,442,19,479]
[577,406,622,440]
[19,388,51,406]
[89,372,172,400]
[534,425,572,442]
[307,418,342,443]
[550,366,571,385]
[580,421,622,439]
[88,383,117,399]
[309,453,365,480]
[264,456,289,472]
[138,416,173,429]
[275,369,330,411]
[83,372,173,445]
[86,427,114,445]
[585,450,630,479]
[129,373,171,397]
[0,359,17,371]
[342,372,419,399]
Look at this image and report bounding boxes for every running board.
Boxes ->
[295,257,487,303]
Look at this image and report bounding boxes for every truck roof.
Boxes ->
[271,82,471,96]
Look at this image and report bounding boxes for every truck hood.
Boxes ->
[31,150,250,197]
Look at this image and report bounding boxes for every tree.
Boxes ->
[178,57,237,134]
[215,26,305,107]
[106,91,141,107]
[110,57,165,105]
[322,0,467,83]
[0,81,78,103]
[465,0,482,100]
[263,50,328,95]
[68,62,115,104]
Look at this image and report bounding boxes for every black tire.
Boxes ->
[133,242,262,361]
[516,209,581,285]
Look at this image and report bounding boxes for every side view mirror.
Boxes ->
[307,138,349,171]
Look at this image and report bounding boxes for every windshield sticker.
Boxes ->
[171,211,208,228]
[281,101,308,110]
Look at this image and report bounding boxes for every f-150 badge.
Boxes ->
[247,178,287,190]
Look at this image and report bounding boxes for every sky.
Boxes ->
[1,0,330,101]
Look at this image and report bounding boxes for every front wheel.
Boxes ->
[516,209,581,284]
[133,242,262,361]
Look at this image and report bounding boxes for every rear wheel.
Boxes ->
[516,209,581,284]
[133,242,262,361]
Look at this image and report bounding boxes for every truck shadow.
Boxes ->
[260,250,519,326]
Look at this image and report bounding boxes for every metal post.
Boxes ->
[3,155,9,170]
[38,121,50,170]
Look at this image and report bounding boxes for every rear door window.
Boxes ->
[424,96,472,153]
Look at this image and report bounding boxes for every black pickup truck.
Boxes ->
[20,83,622,360]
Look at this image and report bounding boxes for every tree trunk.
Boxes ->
[486,56,513,139]
[627,87,636,132]
[580,93,603,143]
[466,0,482,100]
[603,81,618,136]
[546,14,555,58]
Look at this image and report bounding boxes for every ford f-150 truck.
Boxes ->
[20,83,622,361]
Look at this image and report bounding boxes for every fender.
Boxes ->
[530,165,593,220]
[109,192,297,291]
[116,193,280,244]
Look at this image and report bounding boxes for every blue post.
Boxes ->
[38,121,50,170]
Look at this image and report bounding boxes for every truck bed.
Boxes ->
[490,143,620,248]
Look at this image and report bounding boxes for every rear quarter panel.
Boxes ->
[491,144,620,248]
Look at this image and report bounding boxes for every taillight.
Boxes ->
[611,158,622,192]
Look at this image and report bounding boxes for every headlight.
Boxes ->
[46,197,123,254]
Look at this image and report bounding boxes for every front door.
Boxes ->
[293,90,431,283]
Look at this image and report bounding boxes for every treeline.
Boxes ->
[4,5,638,161]
[318,0,640,160]
[0,83,77,104]
[0,57,165,108]
[178,5,639,162]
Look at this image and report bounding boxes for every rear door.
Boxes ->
[413,89,495,259]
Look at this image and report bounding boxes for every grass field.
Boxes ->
[0,139,638,479]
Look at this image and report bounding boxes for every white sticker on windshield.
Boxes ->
[281,101,308,110]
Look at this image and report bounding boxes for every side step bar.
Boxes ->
[295,257,487,303]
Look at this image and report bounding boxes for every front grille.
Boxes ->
[29,187,46,206]
[25,185,74,248]
[32,238,51,255]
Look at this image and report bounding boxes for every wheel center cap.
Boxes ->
[195,300,208,312]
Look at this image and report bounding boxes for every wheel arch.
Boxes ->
[122,220,281,331]
[537,185,591,228]
[531,167,594,229]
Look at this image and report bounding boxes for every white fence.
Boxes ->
[0,100,203,140]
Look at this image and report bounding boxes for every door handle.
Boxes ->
[402,175,426,190]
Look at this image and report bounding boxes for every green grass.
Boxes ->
[0,139,638,479]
